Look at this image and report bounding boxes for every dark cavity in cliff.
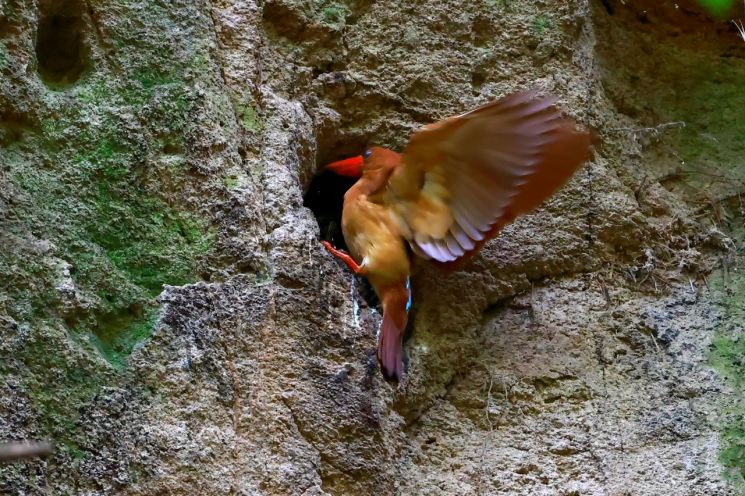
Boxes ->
[36,0,89,88]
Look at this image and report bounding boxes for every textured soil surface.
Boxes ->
[1,0,744,494]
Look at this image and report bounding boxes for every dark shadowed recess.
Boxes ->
[303,169,381,309]
[304,122,371,254]
[305,133,382,308]
[304,170,356,250]
[35,0,90,88]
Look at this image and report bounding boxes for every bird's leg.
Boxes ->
[321,241,365,274]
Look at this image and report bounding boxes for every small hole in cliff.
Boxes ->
[0,110,37,145]
[304,161,380,309]
[305,137,372,248]
[262,0,305,41]
[162,142,183,155]
[600,0,614,15]
[304,170,355,250]
[471,70,487,94]
[35,0,89,88]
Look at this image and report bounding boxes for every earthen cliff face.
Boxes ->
[1,1,743,494]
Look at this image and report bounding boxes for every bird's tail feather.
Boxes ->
[378,281,410,381]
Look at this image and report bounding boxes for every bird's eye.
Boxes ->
[362,149,372,159]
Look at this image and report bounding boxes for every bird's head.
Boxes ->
[325,147,400,178]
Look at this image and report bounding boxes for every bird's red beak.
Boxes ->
[326,155,364,177]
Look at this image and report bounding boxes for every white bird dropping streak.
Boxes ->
[351,274,360,327]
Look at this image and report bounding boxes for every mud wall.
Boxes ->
[0,0,742,494]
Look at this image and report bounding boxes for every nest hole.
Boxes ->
[304,138,380,309]
[304,170,356,250]
[35,0,90,88]
[305,132,371,248]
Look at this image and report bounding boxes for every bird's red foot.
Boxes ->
[321,241,364,274]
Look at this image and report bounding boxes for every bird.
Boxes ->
[321,89,592,381]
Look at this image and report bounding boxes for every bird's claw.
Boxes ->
[321,241,364,274]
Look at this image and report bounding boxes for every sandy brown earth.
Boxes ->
[0,0,743,494]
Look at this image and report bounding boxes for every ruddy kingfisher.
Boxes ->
[322,90,592,380]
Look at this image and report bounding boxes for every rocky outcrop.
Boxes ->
[0,0,742,494]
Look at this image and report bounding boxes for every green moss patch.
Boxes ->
[695,0,738,16]
[321,4,347,24]
[532,14,551,34]
[708,254,745,487]
[599,26,745,203]
[88,308,160,369]
[237,103,263,133]
[0,0,226,475]
[0,323,113,459]
[2,52,212,369]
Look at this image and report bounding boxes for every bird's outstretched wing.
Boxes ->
[384,90,592,265]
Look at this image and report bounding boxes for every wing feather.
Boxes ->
[451,204,484,241]
[450,223,476,251]
[385,90,592,265]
